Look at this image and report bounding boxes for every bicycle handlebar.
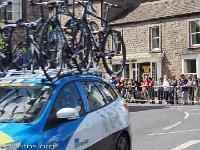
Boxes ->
[74,0,88,5]
[1,24,17,29]
[2,19,41,29]
[29,0,65,7]
[0,1,12,8]
[103,2,119,8]
[74,1,97,14]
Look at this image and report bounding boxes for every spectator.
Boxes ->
[192,75,198,104]
[148,77,154,104]
[169,75,178,104]
[121,79,127,99]
[193,75,200,104]
[197,77,200,104]
[187,75,194,103]
[111,77,117,88]
[116,78,122,95]
[142,77,149,102]
[157,77,163,104]
[179,74,188,105]
[125,80,133,102]
[162,75,170,104]
[131,79,136,99]
[134,80,142,102]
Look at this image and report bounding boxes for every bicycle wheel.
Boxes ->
[64,20,92,73]
[0,30,4,50]
[0,27,12,71]
[7,25,31,70]
[39,19,64,81]
[102,30,126,76]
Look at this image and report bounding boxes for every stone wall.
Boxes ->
[113,15,200,78]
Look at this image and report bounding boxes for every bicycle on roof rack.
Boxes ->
[0,1,19,71]
[0,0,126,83]
[37,0,75,81]
[0,0,47,72]
[63,1,126,76]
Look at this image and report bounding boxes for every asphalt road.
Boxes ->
[129,103,200,150]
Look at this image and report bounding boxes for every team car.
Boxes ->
[0,70,131,150]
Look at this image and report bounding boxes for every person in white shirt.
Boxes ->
[162,75,170,103]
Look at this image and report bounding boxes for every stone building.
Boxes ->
[111,0,200,81]
[3,0,199,82]
[0,0,49,23]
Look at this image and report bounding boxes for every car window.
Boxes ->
[0,85,51,123]
[54,83,85,115]
[96,82,118,103]
[79,82,106,111]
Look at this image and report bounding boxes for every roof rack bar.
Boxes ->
[0,76,46,81]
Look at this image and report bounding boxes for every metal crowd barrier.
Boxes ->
[121,85,200,105]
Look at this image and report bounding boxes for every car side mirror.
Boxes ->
[56,107,80,120]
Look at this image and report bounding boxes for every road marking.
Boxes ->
[190,113,200,116]
[171,140,200,150]
[184,112,189,119]
[163,121,182,131]
[148,128,200,136]
[187,109,200,112]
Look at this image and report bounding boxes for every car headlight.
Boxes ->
[0,142,21,150]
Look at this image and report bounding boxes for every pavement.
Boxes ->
[129,103,200,150]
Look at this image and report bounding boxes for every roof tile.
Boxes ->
[113,0,200,24]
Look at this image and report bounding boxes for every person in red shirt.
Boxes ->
[142,77,150,103]
[148,77,154,104]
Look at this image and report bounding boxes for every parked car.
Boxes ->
[0,72,131,150]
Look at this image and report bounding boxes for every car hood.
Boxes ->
[0,123,35,145]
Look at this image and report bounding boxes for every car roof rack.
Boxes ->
[0,69,46,83]
[0,66,108,84]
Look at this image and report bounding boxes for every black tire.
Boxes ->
[0,26,15,71]
[88,21,101,66]
[63,19,84,69]
[0,30,4,51]
[64,20,92,73]
[115,133,130,150]
[39,19,64,81]
[7,25,30,70]
[0,29,10,71]
[8,23,41,71]
[102,30,126,76]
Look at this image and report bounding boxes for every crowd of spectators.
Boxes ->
[108,74,200,105]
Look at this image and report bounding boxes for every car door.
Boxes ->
[96,81,130,148]
[40,82,88,150]
[74,81,111,150]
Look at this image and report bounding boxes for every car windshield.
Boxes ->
[0,84,52,123]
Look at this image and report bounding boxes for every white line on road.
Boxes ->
[189,113,200,116]
[187,109,200,112]
[171,140,200,150]
[184,112,189,119]
[148,128,200,136]
[163,121,182,131]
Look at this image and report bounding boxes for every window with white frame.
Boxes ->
[7,0,22,22]
[190,20,200,46]
[184,59,196,74]
[150,26,160,51]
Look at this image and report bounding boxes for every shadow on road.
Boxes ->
[129,104,169,112]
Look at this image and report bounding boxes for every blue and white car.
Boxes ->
[0,73,131,150]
